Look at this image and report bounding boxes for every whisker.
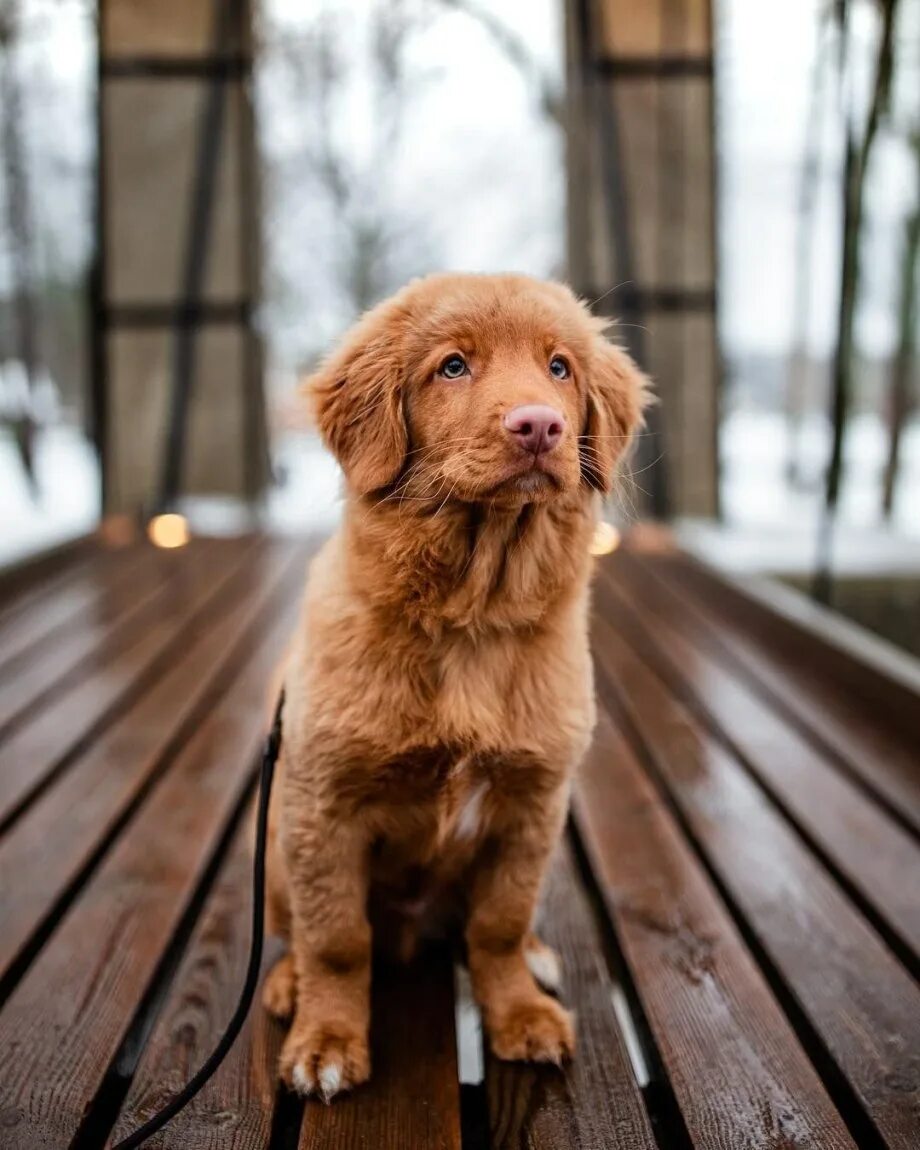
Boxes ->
[586,279,635,310]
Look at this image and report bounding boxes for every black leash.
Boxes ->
[112,689,285,1150]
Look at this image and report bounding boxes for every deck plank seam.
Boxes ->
[0,545,309,1008]
[0,536,266,836]
[590,666,890,1150]
[564,821,696,1150]
[595,570,920,986]
[620,551,920,845]
[69,764,264,1150]
[0,541,226,747]
[0,541,96,625]
[0,544,155,684]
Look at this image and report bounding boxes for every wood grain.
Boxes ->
[486,839,657,1150]
[644,547,920,744]
[108,802,286,1150]
[626,548,920,837]
[0,536,260,828]
[0,541,148,679]
[598,562,920,964]
[0,589,302,1149]
[592,610,920,1149]
[0,541,306,987]
[0,534,96,620]
[573,707,858,1150]
[297,954,462,1150]
[0,540,224,738]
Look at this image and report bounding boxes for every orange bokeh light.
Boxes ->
[147,513,191,549]
[589,521,621,556]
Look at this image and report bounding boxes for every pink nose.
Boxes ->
[503,404,566,455]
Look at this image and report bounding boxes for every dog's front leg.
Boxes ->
[466,788,574,1064]
[279,801,371,1100]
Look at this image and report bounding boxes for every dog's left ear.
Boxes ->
[581,337,651,494]
[305,301,409,495]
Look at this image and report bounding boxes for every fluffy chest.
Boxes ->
[307,611,593,759]
[338,749,500,891]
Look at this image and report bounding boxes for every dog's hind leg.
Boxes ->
[263,952,297,1021]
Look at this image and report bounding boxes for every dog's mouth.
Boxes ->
[479,456,564,500]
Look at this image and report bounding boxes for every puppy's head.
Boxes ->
[307,274,649,505]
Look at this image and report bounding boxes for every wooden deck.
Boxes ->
[0,532,918,1149]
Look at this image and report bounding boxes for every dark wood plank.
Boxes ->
[0,541,149,679]
[599,561,920,965]
[298,955,462,1150]
[0,536,260,829]
[592,610,920,1149]
[0,585,302,1149]
[109,802,285,1150]
[628,548,920,837]
[0,532,96,614]
[0,540,305,987]
[0,539,223,738]
[573,707,857,1150]
[651,545,920,742]
[486,840,657,1150]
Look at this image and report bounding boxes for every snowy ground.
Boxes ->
[686,410,920,576]
[0,425,99,568]
[2,414,919,577]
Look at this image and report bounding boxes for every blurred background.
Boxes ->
[0,0,918,652]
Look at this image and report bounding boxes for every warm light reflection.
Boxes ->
[98,514,137,548]
[626,522,675,554]
[147,513,191,549]
[590,521,621,556]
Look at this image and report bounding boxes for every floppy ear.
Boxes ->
[580,337,651,494]
[306,301,409,495]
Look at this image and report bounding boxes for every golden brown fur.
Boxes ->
[263,273,647,1098]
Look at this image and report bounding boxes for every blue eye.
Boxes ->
[439,354,468,380]
[550,356,570,380]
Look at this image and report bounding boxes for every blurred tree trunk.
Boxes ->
[786,13,833,488]
[0,0,39,496]
[815,0,898,603]
[881,130,920,518]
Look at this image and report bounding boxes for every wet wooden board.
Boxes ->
[0,569,304,1148]
[573,707,858,1150]
[591,610,920,1149]
[0,541,302,989]
[632,549,920,835]
[0,537,261,828]
[297,957,462,1150]
[108,802,286,1150]
[0,534,97,620]
[0,534,918,1149]
[0,539,226,737]
[0,541,148,678]
[598,561,920,966]
[486,840,657,1150]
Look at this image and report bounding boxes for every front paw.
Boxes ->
[488,992,575,1065]
[280,1019,371,1100]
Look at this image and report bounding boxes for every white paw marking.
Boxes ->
[454,781,488,842]
[292,1061,314,1095]
[526,945,562,992]
[319,1062,342,1099]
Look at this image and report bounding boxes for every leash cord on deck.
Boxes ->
[112,689,285,1150]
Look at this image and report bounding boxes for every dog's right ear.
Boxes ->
[305,300,409,495]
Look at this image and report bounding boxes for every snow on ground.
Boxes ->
[1,414,918,577]
[685,410,920,576]
[0,425,99,568]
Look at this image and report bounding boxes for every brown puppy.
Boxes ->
[263,273,647,1099]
